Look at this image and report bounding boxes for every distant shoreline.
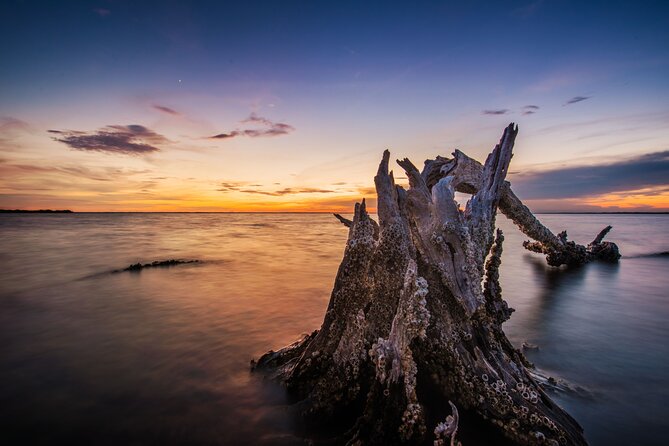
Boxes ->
[1,210,667,215]
[0,209,73,213]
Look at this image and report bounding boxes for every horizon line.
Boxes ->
[2,210,669,215]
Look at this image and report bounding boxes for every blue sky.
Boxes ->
[1,0,668,211]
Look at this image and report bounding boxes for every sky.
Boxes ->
[1,0,668,212]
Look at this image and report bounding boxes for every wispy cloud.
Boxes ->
[1,117,35,152]
[210,113,295,139]
[511,151,669,199]
[0,160,150,182]
[241,113,275,126]
[239,187,335,196]
[93,8,110,17]
[0,158,154,197]
[356,186,377,195]
[153,104,180,116]
[522,105,540,115]
[51,125,168,155]
[564,96,591,106]
[1,116,34,145]
[216,181,245,192]
[482,109,509,115]
[1,117,31,134]
[216,181,334,195]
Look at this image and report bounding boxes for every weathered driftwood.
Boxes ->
[421,150,620,267]
[113,259,201,273]
[253,124,587,445]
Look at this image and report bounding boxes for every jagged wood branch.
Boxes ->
[422,148,620,267]
[334,213,353,227]
[591,225,612,245]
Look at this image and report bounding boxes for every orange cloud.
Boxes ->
[582,186,669,210]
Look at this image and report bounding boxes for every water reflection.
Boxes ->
[0,213,668,445]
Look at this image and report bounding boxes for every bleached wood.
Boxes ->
[254,124,589,445]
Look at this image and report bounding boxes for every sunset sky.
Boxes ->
[1,0,668,212]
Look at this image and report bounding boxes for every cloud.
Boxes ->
[1,117,31,134]
[216,181,245,192]
[511,151,669,200]
[1,117,34,145]
[241,112,274,126]
[238,188,334,196]
[356,186,377,195]
[482,109,509,115]
[210,133,235,139]
[0,159,153,192]
[216,181,335,195]
[153,104,180,116]
[52,124,168,155]
[564,96,591,105]
[93,8,110,17]
[210,113,295,140]
[0,118,35,152]
[522,105,539,115]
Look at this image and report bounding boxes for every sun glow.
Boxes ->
[583,187,669,210]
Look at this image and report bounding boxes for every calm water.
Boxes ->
[1,213,668,445]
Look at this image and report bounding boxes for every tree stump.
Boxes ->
[253,124,588,445]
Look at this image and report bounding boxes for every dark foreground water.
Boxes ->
[1,213,668,445]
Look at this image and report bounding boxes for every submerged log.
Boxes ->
[114,259,201,273]
[421,149,620,267]
[253,124,587,445]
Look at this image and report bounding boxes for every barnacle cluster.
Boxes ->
[406,276,430,339]
[369,338,393,384]
[347,233,375,250]
[516,381,540,404]
[333,309,367,378]
[399,402,425,440]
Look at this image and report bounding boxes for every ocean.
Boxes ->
[1,213,668,445]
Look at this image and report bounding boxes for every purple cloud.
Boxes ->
[512,151,669,199]
[153,104,180,116]
[564,96,591,105]
[521,105,540,115]
[210,113,295,140]
[482,109,509,115]
[52,124,168,155]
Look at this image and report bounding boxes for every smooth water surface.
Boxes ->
[1,213,668,445]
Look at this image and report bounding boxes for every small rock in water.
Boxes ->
[522,342,539,351]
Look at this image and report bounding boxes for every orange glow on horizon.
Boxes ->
[583,187,669,210]
[5,187,669,213]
